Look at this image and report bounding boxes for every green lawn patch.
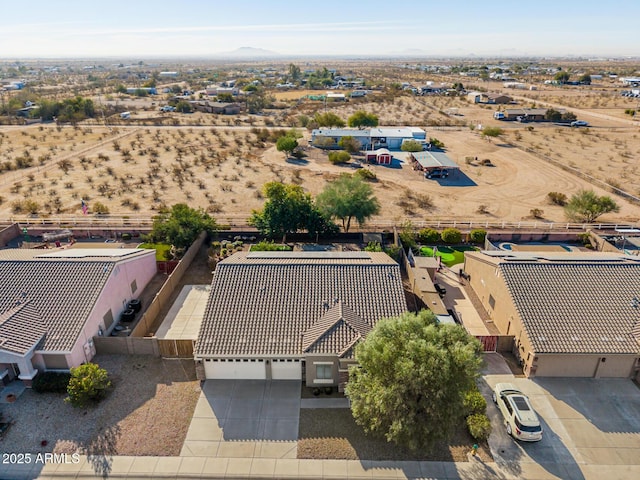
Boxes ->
[419,245,478,267]
[138,242,171,261]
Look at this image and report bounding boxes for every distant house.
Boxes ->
[125,87,157,95]
[158,71,178,77]
[503,108,563,122]
[194,251,407,387]
[464,251,640,378]
[0,249,156,386]
[467,91,483,103]
[193,101,241,115]
[483,93,513,104]
[311,126,426,151]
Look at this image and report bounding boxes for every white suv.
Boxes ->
[493,383,543,442]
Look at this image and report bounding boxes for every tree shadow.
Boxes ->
[285,157,309,165]
[83,424,121,478]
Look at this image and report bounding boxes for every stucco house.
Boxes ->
[0,248,156,386]
[194,251,407,388]
[464,250,640,378]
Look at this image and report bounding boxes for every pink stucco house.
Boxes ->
[0,248,156,386]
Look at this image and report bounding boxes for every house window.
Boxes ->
[130,279,138,294]
[316,364,332,380]
[103,309,114,329]
[488,295,496,309]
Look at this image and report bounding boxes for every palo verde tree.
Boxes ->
[346,310,483,451]
[250,182,336,242]
[276,135,299,158]
[314,112,345,128]
[348,110,379,128]
[564,189,620,223]
[145,203,217,250]
[316,174,380,232]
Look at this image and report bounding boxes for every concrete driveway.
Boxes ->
[482,355,640,479]
[181,380,300,459]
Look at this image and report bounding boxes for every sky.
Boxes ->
[1,0,639,58]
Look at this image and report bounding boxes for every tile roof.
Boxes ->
[0,301,47,355]
[195,252,407,357]
[499,261,640,354]
[0,249,152,354]
[302,302,372,357]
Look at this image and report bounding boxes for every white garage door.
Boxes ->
[203,358,266,379]
[271,358,302,380]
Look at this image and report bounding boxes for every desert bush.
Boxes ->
[441,228,462,244]
[467,414,492,441]
[364,241,383,252]
[547,191,568,206]
[92,201,110,214]
[328,151,351,164]
[354,168,377,181]
[428,137,445,149]
[469,229,487,244]
[417,228,440,244]
[476,204,490,214]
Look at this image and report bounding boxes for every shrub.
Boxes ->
[463,390,487,417]
[467,414,492,441]
[547,192,568,206]
[384,244,402,261]
[417,228,440,244]
[33,371,71,394]
[428,137,445,149]
[401,140,423,152]
[66,363,111,408]
[530,208,544,219]
[251,240,292,251]
[92,201,110,214]
[441,228,462,244]
[354,168,377,182]
[399,229,416,249]
[328,151,351,164]
[364,241,383,252]
[469,229,487,244]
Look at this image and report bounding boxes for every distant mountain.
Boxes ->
[214,47,281,59]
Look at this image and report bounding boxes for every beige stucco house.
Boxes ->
[464,250,640,378]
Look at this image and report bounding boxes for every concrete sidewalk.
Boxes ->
[6,454,515,479]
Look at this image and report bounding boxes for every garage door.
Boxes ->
[203,358,266,379]
[271,358,302,380]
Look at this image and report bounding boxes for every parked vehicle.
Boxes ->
[425,169,449,179]
[570,120,589,127]
[493,111,505,120]
[493,383,543,441]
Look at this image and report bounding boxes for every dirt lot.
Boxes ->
[0,355,200,456]
[1,90,639,224]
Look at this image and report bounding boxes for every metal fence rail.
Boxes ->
[4,215,636,232]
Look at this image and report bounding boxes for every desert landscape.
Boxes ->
[1,59,640,226]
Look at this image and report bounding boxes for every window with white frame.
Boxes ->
[316,364,332,379]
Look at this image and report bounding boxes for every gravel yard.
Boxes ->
[298,408,492,462]
[0,355,200,456]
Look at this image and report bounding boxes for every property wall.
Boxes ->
[305,354,339,387]
[131,231,207,337]
[0,223,20,247]
[66,251,157,367]
[533,354,638,378]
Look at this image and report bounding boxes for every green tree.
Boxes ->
[250,182,335,242]
[276,136,299,158]
[66,363,111,408]
[417,228,440,244]
[145,203,217,250]
[481,126,504,139]
[469,229,487,244]
[578,74,592,85]
[545,109,563,122]
[348,110,379,128]
[316,175,380,232]
[561,111,577,122]
[554,71,571,84]
[346,310,483,451]
[401,140,423,152]
[314,112,345,127]
[288,63,301,82]
[245,88,274,114]
[338,136,361,153]
[175,100,192,113]
[564,189,620,223]
[428,137,445,149]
